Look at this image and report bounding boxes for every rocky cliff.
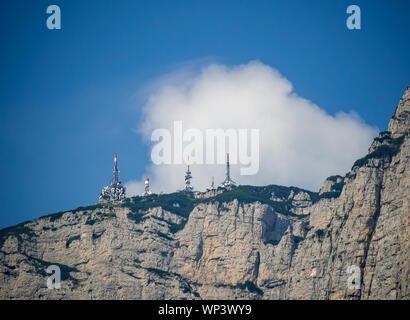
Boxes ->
[1,87,409,300]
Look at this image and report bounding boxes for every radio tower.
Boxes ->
[206,176,216,193]
[142,177,152,196]
[182,157,194,192]
[99,153,126,202]
[220,153,236,188]
[112,153,120,185]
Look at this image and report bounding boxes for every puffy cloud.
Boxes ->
[126,60,377,195]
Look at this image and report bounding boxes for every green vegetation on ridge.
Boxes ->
[1,184,322,240]
[123,185,319,231]
[352,134,405,169]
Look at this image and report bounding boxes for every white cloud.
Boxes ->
[125,60,377,195]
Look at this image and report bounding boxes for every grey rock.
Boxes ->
[0,87,409,300]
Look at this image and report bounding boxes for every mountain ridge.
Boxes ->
[0,86,409,300]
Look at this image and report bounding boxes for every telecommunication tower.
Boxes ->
[181,159,194,192]
[220,153,236,188]
[99,153,126,202]
[142,177,152,196]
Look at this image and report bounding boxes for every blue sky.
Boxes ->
[0,0,409,228]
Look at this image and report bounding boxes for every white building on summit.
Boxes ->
[99,153,126,202]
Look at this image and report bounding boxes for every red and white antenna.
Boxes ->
[143,177,151,196]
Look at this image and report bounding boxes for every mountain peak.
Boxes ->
[388,85,410,137]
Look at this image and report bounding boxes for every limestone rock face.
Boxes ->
[389,85,410,137]
[0,87,409,300]
[318,176,343,196]
[290,191,313,215]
